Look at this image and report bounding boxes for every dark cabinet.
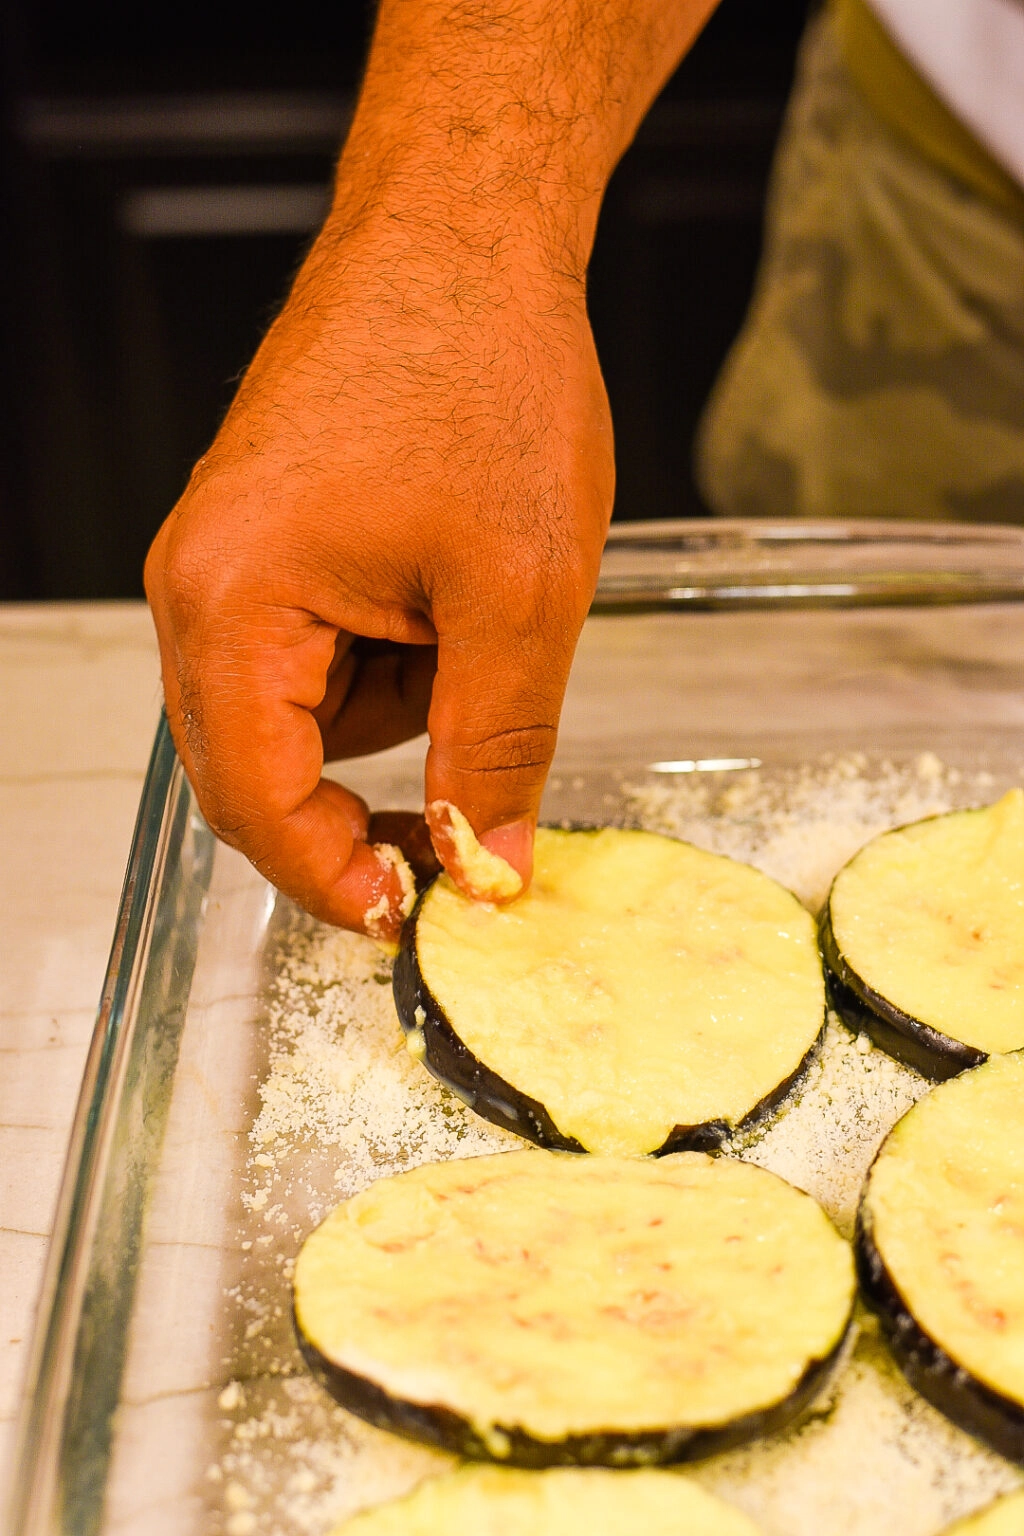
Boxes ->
[1,0,808,596]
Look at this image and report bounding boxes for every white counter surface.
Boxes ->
[0,602,161,1506]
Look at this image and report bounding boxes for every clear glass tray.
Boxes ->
[10,521,1024,1536]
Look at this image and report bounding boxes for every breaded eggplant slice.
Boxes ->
[857,1052,1024,1463]
[295,1149,855,1467]
[394,826,826,1156]
[822,789,1024,1079]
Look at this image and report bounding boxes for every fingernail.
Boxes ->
[479,820,533,891]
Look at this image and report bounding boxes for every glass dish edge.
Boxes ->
[6,715,215,1536]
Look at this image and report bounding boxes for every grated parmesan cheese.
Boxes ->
[209,749,1022,1536]
[729,1018,927,1241]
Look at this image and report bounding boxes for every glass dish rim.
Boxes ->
[7,718,194,1536]
[594,517,1024,611]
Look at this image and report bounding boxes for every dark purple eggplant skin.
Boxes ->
[393,883,826,1156]
[855,1201,1024,1464]
[392,898,585,1152]
[295,1304,853,1467]
[819,903,984,1082]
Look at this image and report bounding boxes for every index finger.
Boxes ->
[159,614,417,939]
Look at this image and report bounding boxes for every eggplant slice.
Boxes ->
[939,1491,1024,1534]
[394,826,826,1156]
[331,1464,765,1535]
[295,1150,856,1467]
[822,789,1024,1079]
[856,1052,1024,1463]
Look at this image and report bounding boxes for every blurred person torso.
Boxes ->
[697,0,1024,523]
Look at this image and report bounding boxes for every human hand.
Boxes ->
[144,0,718,940]
[145,212,614,940]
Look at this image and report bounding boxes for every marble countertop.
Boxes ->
[0,602,162,1505]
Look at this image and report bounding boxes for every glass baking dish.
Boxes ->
[10,520,1024,1536]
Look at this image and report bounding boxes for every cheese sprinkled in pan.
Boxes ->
[213,752,1020,1536]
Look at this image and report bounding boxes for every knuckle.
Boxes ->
[448,720,557,781]
[163,532,229,622]
[142,528,168,606]
[184,753,252,836]
[150,481,258,630]
[198,796,280,875]
[503,549,598,639]
[192,787,247,849]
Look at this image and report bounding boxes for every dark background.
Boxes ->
[0,0,811,599]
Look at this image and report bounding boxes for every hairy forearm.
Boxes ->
[147,3,719,934]
[243,0,721,460]
[327,0,719,280]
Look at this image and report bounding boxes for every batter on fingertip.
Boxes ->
[426,801,524,903]
[361,842,417,942]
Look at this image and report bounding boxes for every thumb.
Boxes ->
[423,605,579,902]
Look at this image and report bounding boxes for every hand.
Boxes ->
[145,0,715,939]
[145,212,614,940]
